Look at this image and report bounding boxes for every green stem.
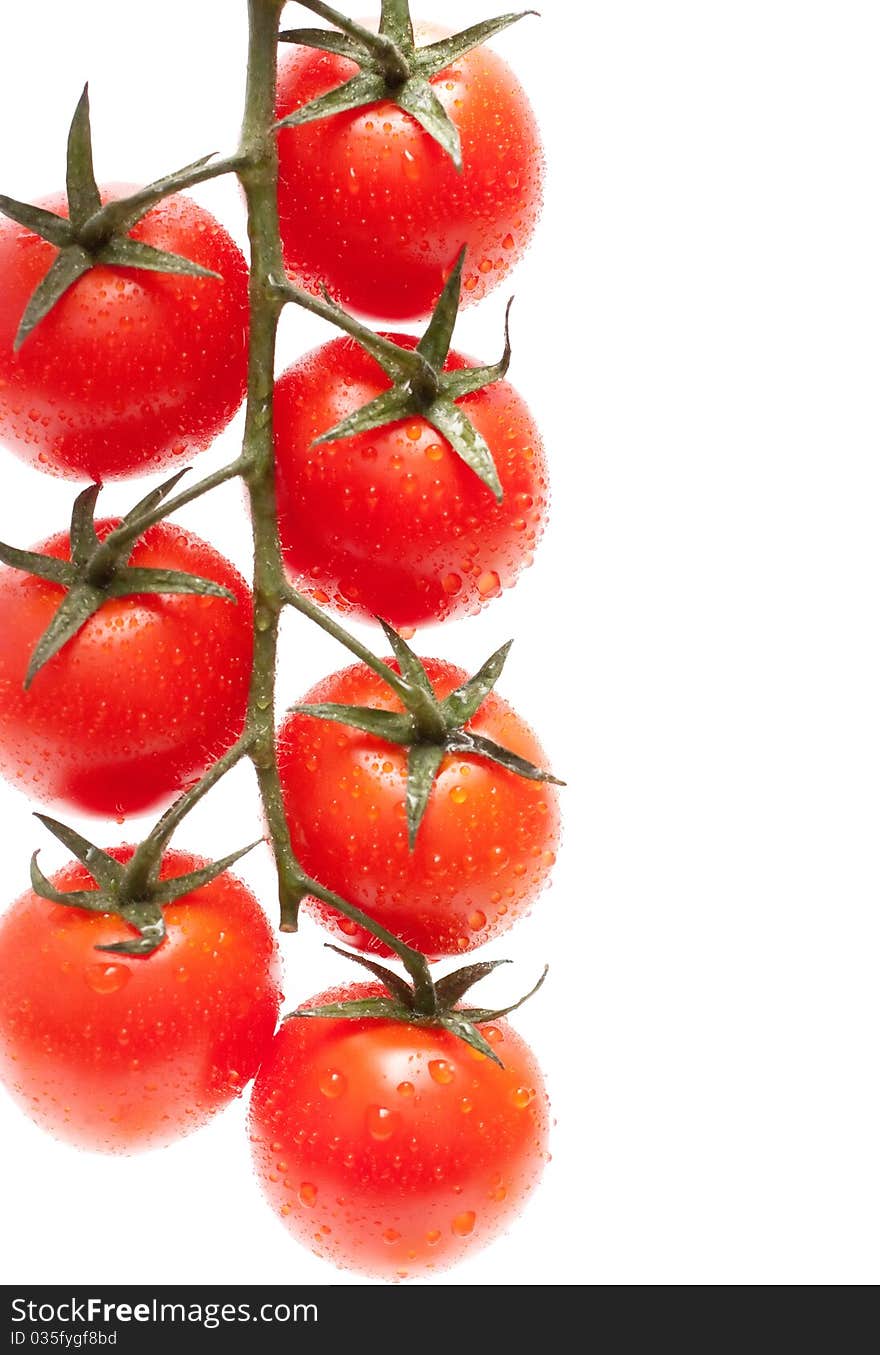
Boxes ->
[98,0,444,993]
[96,455,248,563]
[281,582,412,702]
[304,873,437,1013]
[124,732,255,897]
[291,0,411,81]
[275,277,433,385]
[238,0,306,932]
[80,153,248,249]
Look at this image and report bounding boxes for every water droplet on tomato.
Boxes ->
[319,1069,347,1099]
[366,1105,398,1140]
[511,1086,535,1109]
[84,964,130,995]
[468,910,487,931]
[299,1182,317,1207]
[452,1211,476,1237]
[449,785,468,804]
[428,1060,455,1085]
[476,570,501,598]
[396,1081,415,1098]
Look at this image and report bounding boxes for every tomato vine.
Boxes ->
[0,0,557,1278]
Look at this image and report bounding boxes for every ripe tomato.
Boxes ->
[0,848,281,1153]
[0,190,249,480]
[275,42,543,320]
[249,982,550,1278]
[0,520,253,817]
[274,335,547,627]
[277,659,560,960]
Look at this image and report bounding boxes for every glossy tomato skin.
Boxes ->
[278,660,560,960]
[0,520,253,817]
[0,848,281,1153]
[249,982,550,1278]
[275,43,543,320]
[0,189,249,480]
[274,335,548,628]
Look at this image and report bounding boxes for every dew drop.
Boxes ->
[476,570,501,598]
[450,785,468,805]
[452,1211,476,1237]
[299,1182,317,1207]
[511,1086,535,1109]
[429,1059,455,1085]
[468,910,487,931]
[319,1069,347,1099]
[396,1081,415,1098]
[366,1105,398,1140]
[84,964,130,995]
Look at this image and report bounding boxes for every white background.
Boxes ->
[1,0,878,1287]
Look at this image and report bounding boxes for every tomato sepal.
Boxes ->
[284,623,562,847]
[441,639,512,726]
[277,27,368,62]
[279,2,536,170]
[445,729,565,787]
[287,940,548,1067]
[295,249,511,499]
[0,194,72,246]
[0,86,233,348]
[0,477,239,687]
[290,703,415,744]
[27,813,262,958]
[322,940,415,1006]
[416,12,538,77]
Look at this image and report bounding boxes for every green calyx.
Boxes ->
[305,248,512,500]
[290,944,548,1065]
[278,1,536,171]
[292,619,564,848]
[30,813,260,957]
[0,86,226,349]
[0,471,237,687]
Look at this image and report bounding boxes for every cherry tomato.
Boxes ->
[0,848,281,1153]
[274,335,547,628]
[0,189,249,480]
[249,981,550,1278]
[275,42,543,320]
[278,659,560,960]
[0,520,253,817]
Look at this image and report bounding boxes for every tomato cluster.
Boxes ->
[0,3,557,1283]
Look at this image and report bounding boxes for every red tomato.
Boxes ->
[278,660,560,960]
[0,848,281,1152]
[249,981,550,1278]
[274,335,547,628]
[0,189,249,480]
[0,520,253,817]
[275,42,543,320]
